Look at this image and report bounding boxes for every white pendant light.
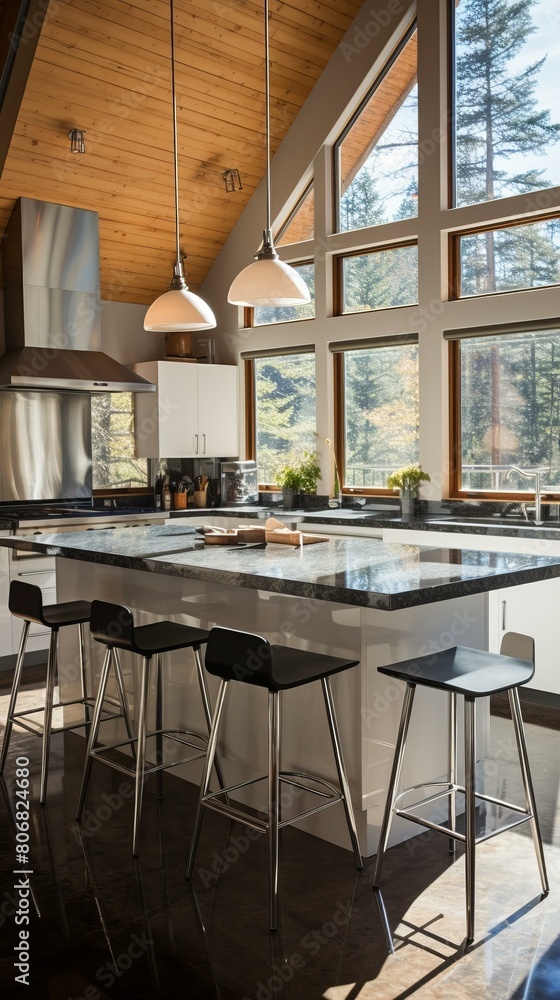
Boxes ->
[228,0,311,308]
[144,0,216,333]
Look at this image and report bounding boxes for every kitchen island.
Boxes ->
[3,524,560,856]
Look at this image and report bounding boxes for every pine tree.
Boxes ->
[455,0,560,206]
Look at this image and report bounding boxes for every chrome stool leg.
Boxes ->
[40,628,59,805]
[373,683,416,888]
[132,658,151,857]
[156,654,164,801]
[78,621,90,724]
[508,688,549,895]
[193,645,227,791]
[464,696,476,944]
[322,677,363,870]
[112,649,136,761]
[76,647,112,820]
[186,679,228,880]
[0,621,30,774]
[448,691,458,855]
[268,690,281,932]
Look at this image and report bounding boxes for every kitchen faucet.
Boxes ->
[504,466,544,525]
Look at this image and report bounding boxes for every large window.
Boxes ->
[336,24,418,233]
[449,326,560,494]
[454,0,560,208]
[333,339,419,491]
[246,351,317,486]
[337,244,418,313]
[91,393,148,490]
[454,217,560,297]
[252,263,315,327]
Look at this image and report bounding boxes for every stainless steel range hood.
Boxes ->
[0,198,155,392]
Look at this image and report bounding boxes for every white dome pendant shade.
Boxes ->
[144,0,216,334]
[228,0,311,310]
[144,263,216,332]
[228,229,311,307]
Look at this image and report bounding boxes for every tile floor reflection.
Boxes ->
[1,669,559,999]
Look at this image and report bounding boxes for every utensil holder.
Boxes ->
[173,493,187,509]
[193,490,207,508]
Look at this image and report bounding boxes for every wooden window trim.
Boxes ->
[334,240,418,317]
[448,339,560,501]
[450,212,560,301]
[244,358,256,461]
[333,20,418,234]
[333,348,408,497]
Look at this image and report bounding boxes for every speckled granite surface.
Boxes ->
[2,523,560,610]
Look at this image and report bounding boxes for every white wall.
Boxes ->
[100,299,161,365]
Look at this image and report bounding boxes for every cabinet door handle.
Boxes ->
[501,600,507,630]
[194,433,199,454]
[202,433,206,454]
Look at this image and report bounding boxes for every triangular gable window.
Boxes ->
[276,183,314,247]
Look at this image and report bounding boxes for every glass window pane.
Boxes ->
[343,344,419,489]
[459,330,560,491]
[277,185,314,247]
[341,245,418,313]
[91,393,149,490]
[458,219,560,296]
[454,0,560,208]
[337,28,418,233]
[255,353,316,484]
[253,263,315,326]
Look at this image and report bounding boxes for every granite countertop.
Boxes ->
[171,505,560,540]
[2,523,560,611]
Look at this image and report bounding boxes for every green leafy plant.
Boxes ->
[387,463,431,496]
[275,449,321,495]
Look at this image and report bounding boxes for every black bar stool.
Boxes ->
[185,625,363,931]
[372,632,549,943]
[76,600,221,856]
[0,579,134,804]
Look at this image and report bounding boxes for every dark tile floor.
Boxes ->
[1,667,560,999]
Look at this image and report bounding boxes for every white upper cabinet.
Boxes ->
[133,361,239,459]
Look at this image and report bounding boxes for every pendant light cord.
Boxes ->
[264,0,271,237]
[170,0,182,273]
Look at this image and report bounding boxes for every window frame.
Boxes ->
[244,349,317,491]
[243,258,315,329]
[334,239,419,316]
[333,19,418,235]
[333,335,419,496]
[448,323,560,500]
[91,392,149,495]
[449,213,560,301]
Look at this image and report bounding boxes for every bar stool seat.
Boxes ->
[186,626,364,931]
[0,580,134,805]
[372,632,549,944]
[76,600,220,856]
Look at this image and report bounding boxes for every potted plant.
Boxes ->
[275,449,321,508]
[387,464,431,518]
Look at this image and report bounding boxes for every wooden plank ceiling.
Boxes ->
[0,0,361,304]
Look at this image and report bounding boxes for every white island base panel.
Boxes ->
[57,558,489,858]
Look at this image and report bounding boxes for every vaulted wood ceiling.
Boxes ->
[0,0,361,304]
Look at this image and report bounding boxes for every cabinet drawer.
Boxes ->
[12,568,56,590]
